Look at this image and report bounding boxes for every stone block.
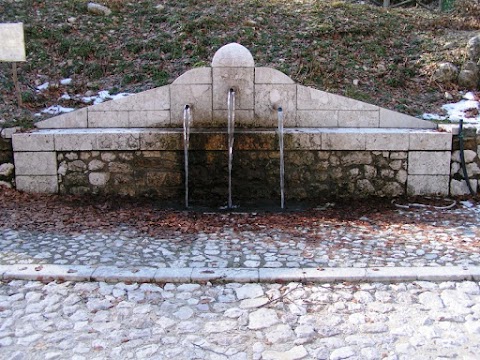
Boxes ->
[128,111,170,127]
[212,110,255,128]
[379,109,437,129]
[54,132,97,151]
[211,43,255,67]
[285,132,322,150]
[338,110,379,128]
[408,151,451,175]
[170,84,212,126]
[140,131,183,151]
[153,268,192,283]
[89,172,110,186]
[450,178,478,196]
[172,67,212,85]
[365,267,417,282]
[341,152,372,166]
[35,108,88,129]
[213,67,254,110]
[365,132,409,151]
[322,131,366,150]
[92,266,156,283]
[255,67,295,84]
[88,111,129,128]
[14,152,57,175]
[96,132,140,150]
[88,86,170,111]
[297,85,378,111]
[409,132,452,150]
[304,268,367,282]
[296,110,338,127]
[254,84,296,127]
[258,268,306,283]
[2,264,95,282]
[407,175,449,196]
[12,133,54,151]
[302,268,340,282]
[415,267,473,282]
[452,149,477,163]
[191,268,259,283]
[16,175,58,193]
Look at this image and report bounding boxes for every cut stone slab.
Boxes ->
[91,266,156,283]
[14,152,57,175]
[88,86,170,111]
[255,84,296,127]
[88,111,129,128]
[408,151,451,175]
[211,42,255,67]
[407,175,450,196]
[153,268,192,283]
[191,268,259,283]
[170,84,212,126]
[12,133,55,152]
[409,132,452,150]
[213,67,254,110]
[15,175,58,193]
[297,85,378,111]
[296,110,338,127]
[380,108,436,129]
[255,67,295,84]
[2,264,95,282]
[35,108,88,129]
[172,67,212,85]
[338,110,379,128]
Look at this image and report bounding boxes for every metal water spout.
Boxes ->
[183,104,192,208]
[227,89,235,209]
[278,107,285,209]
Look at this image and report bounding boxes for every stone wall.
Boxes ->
[57,148,409,205]
[0,136,14,188]
[450,127,480,195]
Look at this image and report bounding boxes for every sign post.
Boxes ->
[0,23,27,107]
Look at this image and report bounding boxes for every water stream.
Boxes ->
[183,105,192,208]
[227,89,235,209]
[278,107,285,209]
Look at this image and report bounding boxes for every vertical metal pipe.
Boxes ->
[183,105,192,208]
[227,89,235,209]
[278,107,285,209]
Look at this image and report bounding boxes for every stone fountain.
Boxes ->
[12,43,452,207]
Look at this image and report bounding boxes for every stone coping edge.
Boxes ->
[1,264,479,284]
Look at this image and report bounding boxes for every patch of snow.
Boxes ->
[42,105,75,115]
[36,82,49,91]
[422,113,446,121]
[60,78,73,86]
[82,90,131,105]
[422,92,480,123]
[461,200,474,208]
[60,93,71,101]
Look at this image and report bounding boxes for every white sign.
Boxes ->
[0,23,26,62]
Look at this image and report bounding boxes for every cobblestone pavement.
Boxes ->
[1,200,480,359]
[1,201,479,269]
[1,279,480,360]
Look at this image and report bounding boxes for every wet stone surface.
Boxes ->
[1,203,480,269]
[1,280,480,359]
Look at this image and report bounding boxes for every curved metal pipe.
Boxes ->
[458,119,475,196]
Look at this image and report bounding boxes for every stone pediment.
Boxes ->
[36,43,436,130]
